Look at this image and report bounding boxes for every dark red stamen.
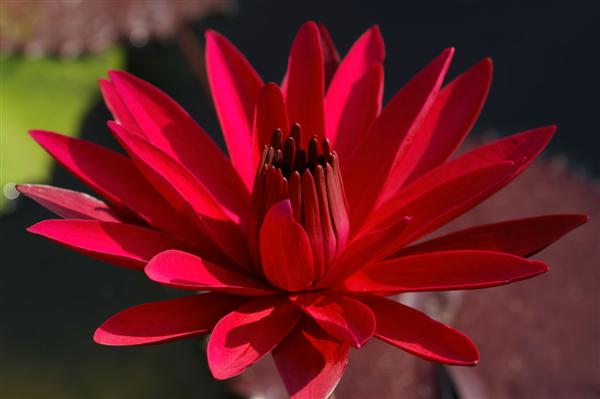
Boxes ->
[249,123,350,282]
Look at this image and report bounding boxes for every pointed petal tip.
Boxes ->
[28,129,48,141]
[92,327,114,346]
[482,57,494,68]
[14,183,28,193]
[451,333,479,367]
[367,24,385,62]
[26,220,46,234]
[301,20,319,29]
[530,260,550,275]
[204,29,224,43]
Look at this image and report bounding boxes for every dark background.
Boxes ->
[2,1,599,397]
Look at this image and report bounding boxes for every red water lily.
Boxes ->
[21,21,587,398]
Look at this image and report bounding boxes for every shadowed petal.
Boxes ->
[291,291,375,348]
[318,216,410,287]
[343,250,549,293]
[253,83,289,165]
[343,48,454,233]
[17,184,123,222]
[109,122,251,268]
[108,70,250,216]
[318,23,341,88]
[406,59,493,182]
[205,30,264,190]
[397,214,589,257]
[260,200,314,291]
[146,250,275,296]
[28,130,200,243]
[207,296,301,380]
[389,126,556,213]
[27,220,194,270]
[109,122,232,222]
[326,25,384,150]
[368,126,556,240]
[360,295,479,365]
[369,161,519,246]
[283,21,325,145]
[99,78,138,131]
[94,293,245,346]
[273,318,349,399]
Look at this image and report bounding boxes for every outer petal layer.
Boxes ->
[110,122,251,268]
[343,250,549,293]
[205,30,264,190]
[108,70,250,215]
[370,161,519,245]
[291,291,375,348]
[17,184,123,222]
[360,295,479,365]
[28,130,198,242]
[397,214,589,257]
[406,59,493,182]
[27,220,193,270]
[207,295,301,380]
[370,126,556,235]
[273,318,349,399]
[344,48,453,232]
[94,293,244,346]
[145,250,275,296]
[326,25,384,151]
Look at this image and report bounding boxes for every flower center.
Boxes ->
[248,123,350,282]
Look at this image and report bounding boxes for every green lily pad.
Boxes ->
[1,47,124,213]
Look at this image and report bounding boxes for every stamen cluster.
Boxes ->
[248,123,349,283]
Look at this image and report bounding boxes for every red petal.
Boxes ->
[16,184,123,222]
[28,130,198,242]
[370,161,518,245]
[108,70,250,215]
[291,291,375,348]
[344,48,454,232]
[301,169,325,279]
[368,126,556,240]
[205,30,264,190]
[318,23,341,89]
[326,25,384,149]
[395,126,555,210]
[406,59,493,182]
[27,220,194,270]
[145,250,275,296]
[360,295,479,365]
[283,21,325,145]
[397,214,589,257]
[272,318,349,399]
[253,83,289,164]
[207,295,301,380]
[260,200,314,291]
[99,78,138,131]
[343,250,549,293]
[109,122,231,222]
[318,216,410,287]
[94,293,244,346]
[109,123,251,268]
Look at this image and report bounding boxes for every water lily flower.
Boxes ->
[21,21,587,398]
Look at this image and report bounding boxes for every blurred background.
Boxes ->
[1,0,599,398]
